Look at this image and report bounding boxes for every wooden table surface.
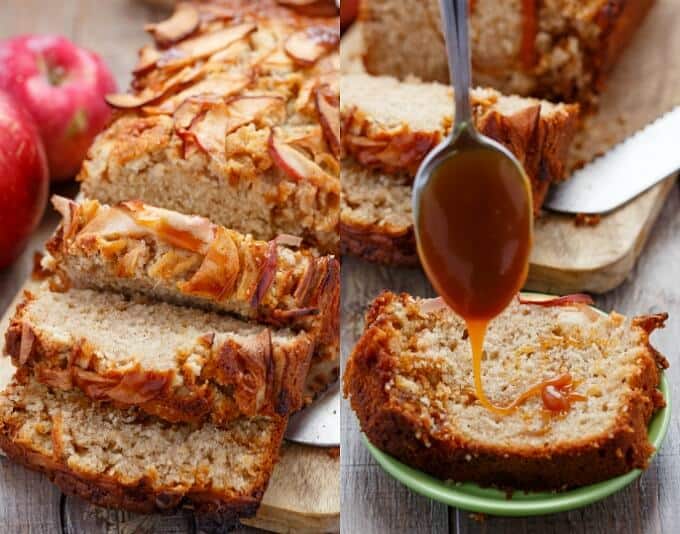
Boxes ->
[0,1,265,532]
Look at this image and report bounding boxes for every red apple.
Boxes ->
[0,35,116,181]
[0,92,49,268]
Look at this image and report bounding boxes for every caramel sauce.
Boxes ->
[417,142,585,415]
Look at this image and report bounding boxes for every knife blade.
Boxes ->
[284,382,339,447]
[544,106,680,214]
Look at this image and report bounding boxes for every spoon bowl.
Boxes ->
[412,0,534,320]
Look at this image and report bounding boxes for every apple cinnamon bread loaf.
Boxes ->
[45,196,339,349]
[0,374,284,517]
[79,0,340,253]
[6,285,314,425]
[344,292,668,490]
[360,0,655,104]
[340,74,579,264]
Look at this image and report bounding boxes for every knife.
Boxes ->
[285,383,340,447]
[544,106,680,214]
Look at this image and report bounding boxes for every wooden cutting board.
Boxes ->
[0,282,339,534]
[342,0,680,294]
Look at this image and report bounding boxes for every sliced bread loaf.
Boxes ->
[344,292,668,490]
[79,1,340,253]
[46,196,339,349]
[359,0,655,104]
[0,374,284,517]
[340,74,579,265]
[6,285,314,425]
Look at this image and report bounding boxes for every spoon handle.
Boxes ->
[439,0,473,131]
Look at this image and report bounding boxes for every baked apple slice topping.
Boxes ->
[179,226,241,300]
[158,22,257,69]
[106,64,204,109]
[120,200,215,253]
[145,2,201,47]
[268,128,337,187]
[315,84,340,158]
[284,26,339,66]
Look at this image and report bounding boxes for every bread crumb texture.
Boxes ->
[345,292,668,490]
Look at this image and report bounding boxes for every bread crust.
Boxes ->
[78,0,340,253]
[339,79,579,265]
[359,0,656,103]
[0,374,285,517]
[344,292,668,490]
[6,290,314,425]
[46,197,340,350]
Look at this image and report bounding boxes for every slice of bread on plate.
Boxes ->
[359,0,655,104]
[344,291,668,490]
[340,73,579,265]
[0,374,284,517]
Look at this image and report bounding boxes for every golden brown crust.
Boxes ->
[79,0,340,253]
[0,435,264,517]
[344,292,667,490]
[46,197,340,349]
[339,92,579,265]
[0,375,285,517]
[5,290,314,425]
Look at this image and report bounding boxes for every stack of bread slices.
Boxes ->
[0,0,340,521]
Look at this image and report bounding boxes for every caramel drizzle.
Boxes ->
[468,319,585,416]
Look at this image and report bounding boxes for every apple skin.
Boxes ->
[0,35,116,181]
[0,91,49,268]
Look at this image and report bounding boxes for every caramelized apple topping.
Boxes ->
[107,64,204,109]
[518,294,594,307]
[157,22,257,69]
[145,2,201,47]
[342,127,440,175]
[315,84,340,158]
[178,226,241,300]
[133,45,162,75]
[120,200,215,253]
[251,240,278,307]
[268,128,338,189]
[284,26,339,66]
[51,196,80,242]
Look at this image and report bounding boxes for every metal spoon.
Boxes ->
[412,0,533,315]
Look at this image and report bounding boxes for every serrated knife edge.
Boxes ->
[545,106,680,214]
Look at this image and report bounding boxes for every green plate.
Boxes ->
[363,369,671,517]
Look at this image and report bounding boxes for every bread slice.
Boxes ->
[359,0,655,104]
[0,374,284,517]
[340,74,579,265]
[344,292,668,490]
[45,196,339,350]
[79,1,340,253]
[6,285,314,426]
